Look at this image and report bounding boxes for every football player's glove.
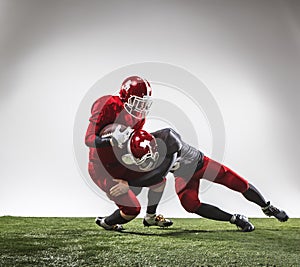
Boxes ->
[111,125,134,148]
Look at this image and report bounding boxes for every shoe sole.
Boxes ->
[264,214,289,222]
[242,226,255,232]
[95,217,124,231]
[143,219,173,227]
[277,215,289,222]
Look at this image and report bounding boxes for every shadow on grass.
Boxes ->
[121,228,238,237]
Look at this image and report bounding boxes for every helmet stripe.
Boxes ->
[142,77,152,96]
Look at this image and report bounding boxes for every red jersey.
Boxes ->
[85,95,145,177]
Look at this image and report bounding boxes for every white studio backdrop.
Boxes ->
[0,0,299,217]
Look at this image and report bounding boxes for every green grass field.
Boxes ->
[0,217,299,267]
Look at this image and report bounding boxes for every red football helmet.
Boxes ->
[119,76,152,119]
[121,129,159,171]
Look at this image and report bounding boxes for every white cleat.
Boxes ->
[143,214,173,227]
[95,217,124,231]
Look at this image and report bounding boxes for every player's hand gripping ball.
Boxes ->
[100,123,134,148]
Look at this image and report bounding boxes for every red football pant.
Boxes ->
[175,156,249,213]
[88,161,166,216]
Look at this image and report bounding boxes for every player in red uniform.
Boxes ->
[103,127,289,232]
[85,76,172,230]
[93,128,177,230]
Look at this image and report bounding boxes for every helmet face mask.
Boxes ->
[119,76,152,119]
[138,151,159,171]
[124,95,153,119]
[121,149,159,172]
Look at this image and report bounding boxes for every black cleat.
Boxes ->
[262,202,289,222]
[230,214,255,232]
[95,217,124,231]
[143,214,173,227]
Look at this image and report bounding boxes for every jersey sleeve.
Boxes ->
[85,97,117,148]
